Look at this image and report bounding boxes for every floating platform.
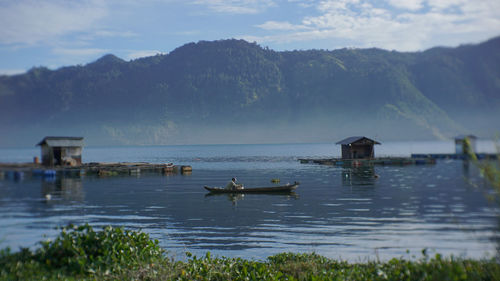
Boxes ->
[298,157,436,166]
[411,153,497,160]
[0,162,191,180]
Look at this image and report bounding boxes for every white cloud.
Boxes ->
[174,30,202,36]
[93,30,137,38]
[52,48,110,57]
[253,0,500,51]
[426,0,465,12]
[192,0,275,14]
[47,47,115,68]
[0,0,107,46]
[256,21,308,31]
[75,30,138,45]
[126,50,166,60]
[0,69,27,76]
[386,0,424,11]
[287,0,315,8]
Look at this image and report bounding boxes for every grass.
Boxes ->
[464,137,500,205]
[1,224,499,280]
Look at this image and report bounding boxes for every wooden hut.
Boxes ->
[336,136,380,160]
[37,137,84,166]
[455,135,477,155]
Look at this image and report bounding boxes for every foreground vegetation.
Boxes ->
[1,224,499,280]
[465,137,500,203]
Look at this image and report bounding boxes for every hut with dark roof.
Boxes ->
[336,136,380,160]
[454,135,477,155]
[37,137,84,166]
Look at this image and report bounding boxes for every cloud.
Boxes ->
[426,0,466,12]
[75,30,138,44]
[126,50,166,60]
[0,69,27,76]
[93,30,137,38]
[0,0,107,46]
[174,30,202,36]
[287,0,315,8]
[252,0,500,51]
[256,21,309,31]
[386,0,423,11]
[52,48,110,57]
[192,0,275,14]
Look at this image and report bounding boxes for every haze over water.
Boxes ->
[0,141,498,261]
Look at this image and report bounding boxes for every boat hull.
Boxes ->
[204,182,299,194]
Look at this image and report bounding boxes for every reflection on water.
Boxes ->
[41,177,84,203]
[342,166,377,186]
[205,192,299,206]
[0,143,499,261]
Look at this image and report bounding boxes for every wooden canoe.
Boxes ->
[204,182,299,194]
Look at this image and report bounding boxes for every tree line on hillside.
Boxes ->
[0,37,499,145]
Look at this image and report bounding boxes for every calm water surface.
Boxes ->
[0,142,498,261]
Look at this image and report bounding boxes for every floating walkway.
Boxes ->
[411,153,497,160]
[0,162,192,180]
[299,157,436,167]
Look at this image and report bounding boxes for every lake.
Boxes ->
[0,141,498,261]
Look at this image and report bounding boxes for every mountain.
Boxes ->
[0,37,499,146]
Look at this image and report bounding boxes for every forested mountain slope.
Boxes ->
[0,37,499,146]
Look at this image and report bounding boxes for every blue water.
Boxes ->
[0,142,498,261]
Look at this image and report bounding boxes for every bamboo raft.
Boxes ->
[0,162,190,179]
[298,157,436,166]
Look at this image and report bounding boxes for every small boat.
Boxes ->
[204,182,299,194]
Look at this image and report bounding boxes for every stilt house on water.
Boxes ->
[455,135,477,155]
[37,137,84,166]
[336,136,380,160]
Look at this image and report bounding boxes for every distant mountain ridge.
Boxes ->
[0,37,499,146]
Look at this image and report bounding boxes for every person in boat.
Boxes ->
[226,178,243,190]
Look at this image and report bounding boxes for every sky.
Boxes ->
[0,0,499,75]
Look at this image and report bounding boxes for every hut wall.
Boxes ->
[40,145,82,166]
[455,138,477,155]
[61,147,82,165]
[41,145,54,166]
[341,145,350,159]
[341,144,374,159]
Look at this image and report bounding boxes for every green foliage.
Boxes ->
[265,252,500,281]
[1,225,500,280]
[173,252,280,281]
[465,137,500,203]
[0,224,166,280]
